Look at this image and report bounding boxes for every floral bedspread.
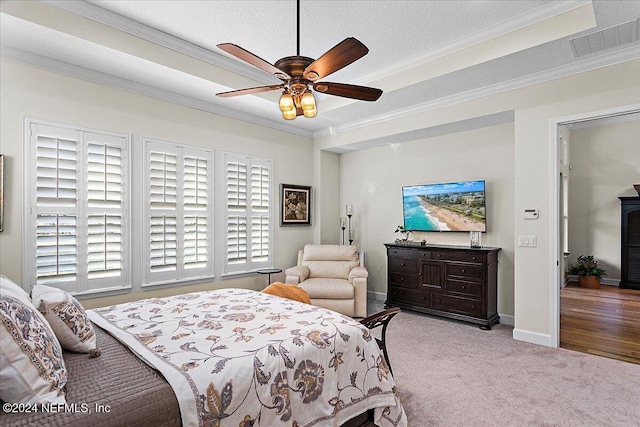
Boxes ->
[88,288,406,427]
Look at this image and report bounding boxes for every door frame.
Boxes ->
[549,103,640,347]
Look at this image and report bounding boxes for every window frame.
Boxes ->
[142,137,214,288]
[218,151,274,276]
[23,119,131,296]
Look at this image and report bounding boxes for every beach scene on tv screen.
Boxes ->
[403,180,486,231]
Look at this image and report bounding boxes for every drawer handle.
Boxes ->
[461,269,466,273]
[400,262,405,266]
[436,254,441,258]
[461,285,465,289]
[400,277,404,281]
[437,299,441,303]
[472,256,477,261]
[472,305,477,309]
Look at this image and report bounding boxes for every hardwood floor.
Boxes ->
[560,282,640,364]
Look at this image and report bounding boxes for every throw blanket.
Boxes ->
[262,282,311,304]
[88,289,406,427]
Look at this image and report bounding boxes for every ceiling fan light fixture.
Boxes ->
[283,109,297,120]
[300,91,316,111]
[303,105,317,118]
[215,0,382,120]
[279,92,295,112]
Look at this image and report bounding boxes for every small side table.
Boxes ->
[256,268,282,287]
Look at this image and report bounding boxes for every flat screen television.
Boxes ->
[402,180,486,232]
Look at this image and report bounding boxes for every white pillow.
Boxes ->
[0,276,67,403]
[31,284,100,357]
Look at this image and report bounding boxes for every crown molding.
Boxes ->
[353,0,593,85]
[314,43,640,139]
[1,46,314,139]
[43,0,276,85]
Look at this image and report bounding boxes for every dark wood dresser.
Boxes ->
[619,197,640,290]
[384,243,501,329]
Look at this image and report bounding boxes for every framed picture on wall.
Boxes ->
[280,184,311,226]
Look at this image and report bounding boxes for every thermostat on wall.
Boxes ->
[523,209,539,220]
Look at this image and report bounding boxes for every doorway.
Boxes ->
[551,105,640,359]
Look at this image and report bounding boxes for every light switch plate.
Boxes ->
[518,235,537,247]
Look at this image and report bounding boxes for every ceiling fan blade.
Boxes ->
[313,82,382,101]
[216,84,284,98]
[217,43,290,80]
[303,37,369,81]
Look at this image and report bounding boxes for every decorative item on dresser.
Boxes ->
[384,243,501,330]
[619,196,640,290]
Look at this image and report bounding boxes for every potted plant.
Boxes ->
[395,225,413,241]
[568,255,606,289]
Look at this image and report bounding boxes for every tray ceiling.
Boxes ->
[1,0,639,140]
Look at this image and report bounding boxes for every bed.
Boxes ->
[1,288,406,427]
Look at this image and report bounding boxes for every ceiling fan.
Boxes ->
[215,0,383,120]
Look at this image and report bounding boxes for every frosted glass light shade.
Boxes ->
[303,106,317,118]
[300,92,316,111]
[279,93,294,112]
[283,109,296,120]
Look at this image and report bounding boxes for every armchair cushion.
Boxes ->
[348,266,369,283]
[302,244,359,279]
[284,265,310,282]
[298,278,355,300]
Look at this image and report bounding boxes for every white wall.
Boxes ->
[0,59,314,308]
[340,122,515,316]
[568,119,640,281]
[318,59,640,344]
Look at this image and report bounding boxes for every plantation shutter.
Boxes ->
[144,139,212,286]
[226,160,248,265]
[183,154,208,270]
[223,153,272,274]
[149,149,178,275]
[250,164,270,263]
[86,134,124,282]
[27,122,129,294]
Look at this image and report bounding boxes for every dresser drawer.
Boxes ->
[389,257,419,273]
[387,248,423,259]
[447,263,483,280]
[388,287,430,307]
[432,251,483,264]
[446,278,483,297]
[432,294,483,316]
[389,272,419,288]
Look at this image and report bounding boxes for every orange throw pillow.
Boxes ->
[262,282,311,304]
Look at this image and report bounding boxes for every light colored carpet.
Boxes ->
[385,311,640,426]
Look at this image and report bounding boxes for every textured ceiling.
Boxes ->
[1,0,639,140]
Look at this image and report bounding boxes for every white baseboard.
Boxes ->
[513,328,552,347]
[498,314,514,326]
[367,290,386,305]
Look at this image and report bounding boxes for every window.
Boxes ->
[24,121,130,295]
[222,152,272,274]
[143,138,213,286]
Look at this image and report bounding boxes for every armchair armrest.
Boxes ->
[284,265,310,285]
[348,266,368,283]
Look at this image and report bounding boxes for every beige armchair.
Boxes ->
[285,244,368,317]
